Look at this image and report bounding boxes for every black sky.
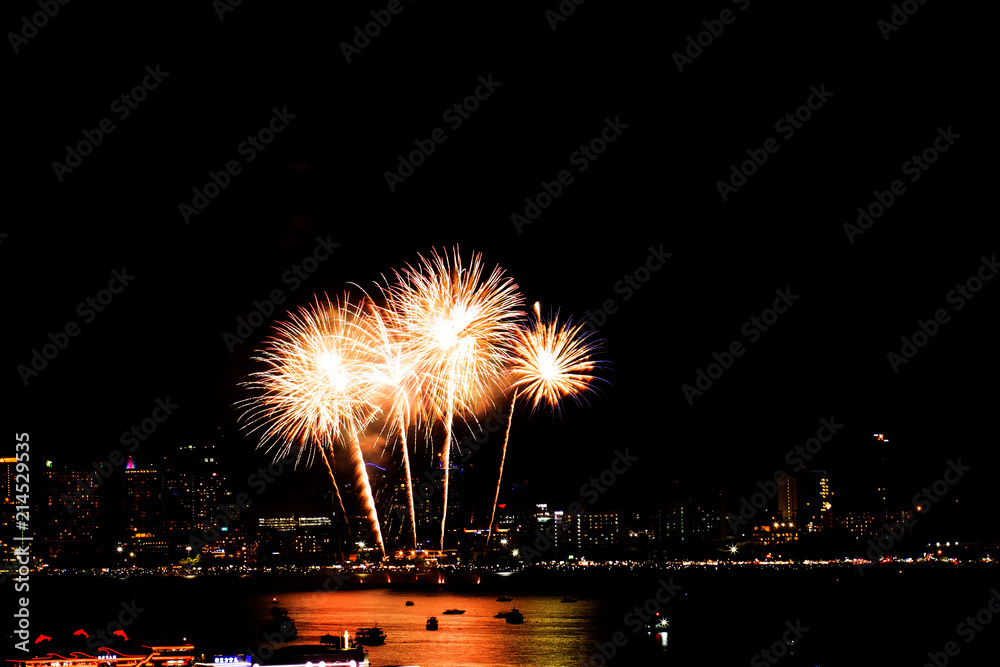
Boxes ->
[5,1,995,530]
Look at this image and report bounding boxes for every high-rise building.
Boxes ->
[777,471,832,531]
[564,512,621,556]
[162,440,231,535]
[38,466,102,560]
[1,456,16,503]
[123,459,161,536]
[0,457,19,575]
[656,498,726,545]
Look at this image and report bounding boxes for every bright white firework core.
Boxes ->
[317,351,347,392]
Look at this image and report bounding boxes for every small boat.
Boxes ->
[405,601,414,606]
[561,597,577,603]
[426,617,438,631]
[496,596,512,602]
[261,599,297,639]
[442,609,465,615]
[353,625,386,646]
[505,609,524,624]
[495,607,520,619]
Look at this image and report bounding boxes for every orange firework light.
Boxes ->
[386,247,524,420]
[238,247,609,554]
[238,294,383,462]
[386,247,524,549]
[487,301,605,546]
[238,294,386,555]
[509,301,603,415]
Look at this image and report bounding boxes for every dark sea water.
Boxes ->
[10,564,1000,666]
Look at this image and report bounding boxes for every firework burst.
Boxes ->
[387,247,524,549]
[487,301,604,546]
[237,294,387,556]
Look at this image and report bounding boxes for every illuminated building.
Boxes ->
[564,512,621,556]
[1,456,15,502]
[249,505,338,561]
[656,498,726,545]
[161,440,232,536]
[0,456,17,575]
[777,471,832,531]
[123,460,161,536]
[753,522,798,547]
[38,466,102,560]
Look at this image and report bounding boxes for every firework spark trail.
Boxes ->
[486,302,604,547]
[397,423,418,549]
[348,429,385,556]
[319,445,352,538]
[439,394,454,551]
[486,387,519,548]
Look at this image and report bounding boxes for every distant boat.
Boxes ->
[496,596,512,602]
[505,609,524,624]
[353,626,386,646]
[561,598,577,603]
[405,601,414,606]
[426,617,438,631]
[495,607,520,619]
[442,609,465,615]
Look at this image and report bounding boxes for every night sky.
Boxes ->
[6,2,994,534]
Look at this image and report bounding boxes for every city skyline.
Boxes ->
[3,2,994,664]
